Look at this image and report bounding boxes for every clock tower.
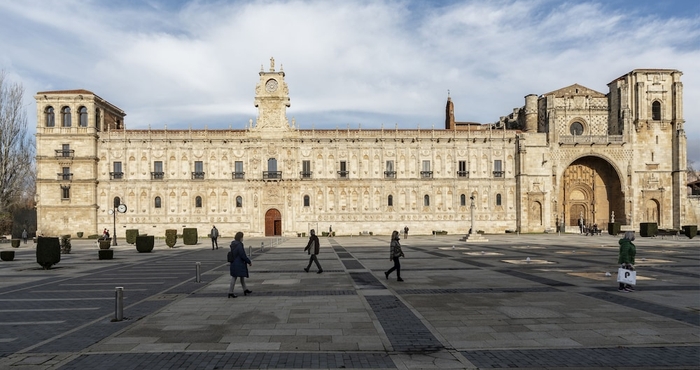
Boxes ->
[253,57,291,131]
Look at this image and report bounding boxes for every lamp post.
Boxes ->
[469,195,475,234]
[109,203,128,246]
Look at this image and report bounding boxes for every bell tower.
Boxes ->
[253,57,291,131]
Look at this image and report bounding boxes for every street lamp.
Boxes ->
[469,195,475,234]
[108,203,128,246]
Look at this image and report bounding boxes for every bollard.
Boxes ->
[195,262,201,283]
[261,242,264,252]
[115,287,124,321]
[248,245,252,257]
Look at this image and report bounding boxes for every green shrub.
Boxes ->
[182,228,198,245]
[135,235,155,253]
[60,235,71,254]
[99,239,111,249]
[98,249,114,260]
[76,232,84,238]
[607,222,620,236]
[88,234,100,239]
[639,222,658,237]
[682,225,697,239]
[125,229,139,245]
[11,239,20,248]
[165,229,177,248]
[36,236,61,269]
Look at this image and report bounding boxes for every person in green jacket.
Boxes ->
[618,231,636,292]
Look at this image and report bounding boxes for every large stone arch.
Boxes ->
[560,156,625,230]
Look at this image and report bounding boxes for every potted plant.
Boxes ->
[11,239,20,248]
[36,236,61,269]
[165,229,177,248]
[99,239,112,249]
[182,228,198,245]
[98,249,113,260]
[1,251,14,261]
[135,235,155,253]
[125,229,139,244]
[60,235,71,254]
[682,225,697,239]
[640,222,658,237]
[76,232,84,238]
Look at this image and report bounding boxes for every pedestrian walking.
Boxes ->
[404,226,409,239]
[22,229,27,244]
[617,231,636,292]
[384,230,404,282]
[210,225,219,250]
[303,229,323,273]
[228,232,252,298]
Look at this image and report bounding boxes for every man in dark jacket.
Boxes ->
[304,229,323,274]
[210,225,219,250]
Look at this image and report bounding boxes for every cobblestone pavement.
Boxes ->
[0,233,697,369]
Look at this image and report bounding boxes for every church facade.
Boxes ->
[34,61,692,238]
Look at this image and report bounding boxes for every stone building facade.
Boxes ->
[34,62,692,238]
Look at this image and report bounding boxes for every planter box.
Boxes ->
[1,251,14,261]
[136,235,155,253]
[682,225,697,239]
[639,222,658,237]
[11,239,20,248]
[99,239,112,249]
[98,249,114,260]
[36,237,61,269]
[165,229,177,248]
[607,222,620,236]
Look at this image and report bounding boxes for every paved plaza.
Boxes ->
[0,233,698,369]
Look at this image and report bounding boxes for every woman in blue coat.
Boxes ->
[228,231,252,298]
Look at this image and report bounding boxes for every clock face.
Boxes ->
[108,209,114,215]
[265,79,278,92]
[117,204,127,213]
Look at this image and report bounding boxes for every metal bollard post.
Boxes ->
[261,242,264,252]
[115,287,124,321]
[248,245,252,257]
[195,262,201,283]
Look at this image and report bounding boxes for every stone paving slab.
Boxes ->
[0,234,698,369]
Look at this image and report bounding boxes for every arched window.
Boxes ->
[303,195,310,207]
[236,196,243,208]
[460,194,466,206]
[61,107,71,127]
[387,195,393,207]
[79,106,88,127]
[45,107,55,127]
[154,196,161,208]
[95,108,101,131]
[496,193,502,206]
[195,196,202,208]
[424,194,430,207]
[652,101,661,121]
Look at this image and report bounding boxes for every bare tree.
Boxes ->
[0,71,35,232]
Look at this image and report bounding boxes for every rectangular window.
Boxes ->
[233,161,244,179]
[338,161,348,178]
[152,161,164,180]
[493,160,504,177]
[111,162,123,180]
[301,160,312,179]
[420,160,433,178]
[61,167,71,181]
[62,144,72,157]
[193,161,204,179]
[458,160,468,178]
[384,160,395,178]
[61,186,70,199]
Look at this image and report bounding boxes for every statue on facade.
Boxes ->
[611,211,615,223]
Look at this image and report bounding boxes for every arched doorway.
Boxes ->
[265,208,282,236]
[560,156,625,229]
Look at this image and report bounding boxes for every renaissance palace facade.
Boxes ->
[34,61,692,238]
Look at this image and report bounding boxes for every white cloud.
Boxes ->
[1,0,699,162]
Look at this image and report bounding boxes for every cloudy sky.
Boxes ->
[1,0,699,164]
